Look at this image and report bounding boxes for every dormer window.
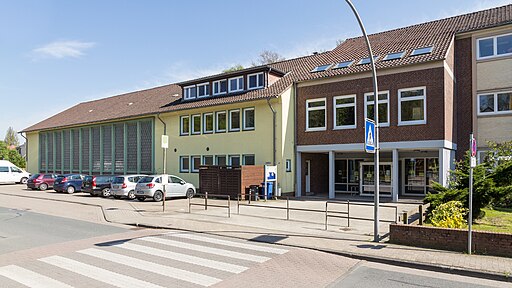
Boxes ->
[197,82,210,98]
[248,72,264,90]
[184,85,197,100]
[213,79,227,95]
[228,76,244,93]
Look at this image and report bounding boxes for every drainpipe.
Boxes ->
[19,132,28,166]
[292,82,298,195]
[156,113,167,174]
[266,97,277,166]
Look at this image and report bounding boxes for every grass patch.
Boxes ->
[473,207,512,233]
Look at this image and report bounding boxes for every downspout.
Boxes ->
[266,97,277,166]
[156,113,167,173]
[292,82,298,195]
[19,132,28,166]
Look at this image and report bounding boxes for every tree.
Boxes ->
[0,141,25,168]
[4,127,19,147]
[222,64,244,73]
[251,50,285,66]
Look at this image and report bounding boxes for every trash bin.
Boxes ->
[249,185,260,200]
[267,182,273,198]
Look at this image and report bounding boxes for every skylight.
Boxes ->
[332,60,354,69]
[310,64,332,73]
[357,56,379,65]
[383,51,405,61]
[410,46,433,56]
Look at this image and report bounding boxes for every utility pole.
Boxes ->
[468,133,476,254]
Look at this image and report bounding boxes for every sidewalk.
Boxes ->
[1,187,511,282]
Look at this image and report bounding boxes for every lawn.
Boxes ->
[473,207,512,233]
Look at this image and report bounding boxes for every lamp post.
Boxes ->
[344,0,380,242]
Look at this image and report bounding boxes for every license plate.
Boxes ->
[137,190,144,194]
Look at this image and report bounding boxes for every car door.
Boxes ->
[169,176,187,196]
[7,166,18,183]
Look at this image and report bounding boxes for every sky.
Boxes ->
[1,0,510,142]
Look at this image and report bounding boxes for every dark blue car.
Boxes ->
[53,174,85,194]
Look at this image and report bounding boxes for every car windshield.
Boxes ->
[56,175,65,180]
[84,176,93,182]
[113,177,125,184]
[29,174,40,179]
[138,176,154,183]
[96,176,111,184]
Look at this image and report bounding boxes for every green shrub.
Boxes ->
[430,201,468,229]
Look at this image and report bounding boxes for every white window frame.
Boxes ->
[477,91,512,116]
[203,113,214,134]
[364,91,390,127]
[228,76,244,93]
[202,155,214,166]
[306,98,327,132]
[398,87,427,126]
[191,156,201,173]
[242,107,255,130]
[184,85,197,100]
[242,154,255,165]
[180,156,189,173]
[215,111,227,133]
[477,32,512,60]
[191,114,201,135]
[229,109,240,132]
[213,79,227,95]
[215,155,227,166]
[228,155,240,166]
[180,115,190,136]
[197,82,210,98]
[333,95,357,130]
[247,72,264,90]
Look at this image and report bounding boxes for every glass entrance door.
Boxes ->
[360,162,392,196]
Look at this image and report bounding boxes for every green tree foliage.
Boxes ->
[0,141,26,168]
[222,64,244,73]
[430,201,468,229]
[4,127,19,147]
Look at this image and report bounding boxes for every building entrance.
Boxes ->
[360,162,392,197]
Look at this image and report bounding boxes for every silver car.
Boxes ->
[135,174,196,202]
[111,175,146,200]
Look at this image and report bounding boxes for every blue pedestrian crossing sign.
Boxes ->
[365,118,376,153]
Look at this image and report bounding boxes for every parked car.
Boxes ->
[110,175,146,200]
[134,174,196,202]
[26,173,58,191]
[53,174,85,194]
[82,175,114,197]
[0,160,31,184]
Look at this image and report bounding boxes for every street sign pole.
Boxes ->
[468,133,476,254]
[346,0,380,242]
[162,135,169,212]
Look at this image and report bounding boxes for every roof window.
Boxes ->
[383,51,405,61]
[410,46,433,56]
[357,56,379,65]
[310,64,332,73]
[332,60,353,69]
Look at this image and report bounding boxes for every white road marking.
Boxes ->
[0,265,73,288]
[78,248,221,287]
[118,242,248,273]
[166,232,289,254]
[39,255,166,288]
[140,236,270,262]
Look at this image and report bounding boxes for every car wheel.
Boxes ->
[20,177,28,185]
[101,188,111,197]
[39,183,48,191]
[127,190,135,200]
[66,186,75,194]
[137,197,145,202]
[153,191,163,202]
[186,188,195,198]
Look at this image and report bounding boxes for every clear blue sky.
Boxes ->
[1,0,509,141]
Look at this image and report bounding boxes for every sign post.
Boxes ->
[161,135,169,212]
[468,133,476,254]
[264,165,278,201]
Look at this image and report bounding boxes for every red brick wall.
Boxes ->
[454,38,473,160]
[390,224,512,257]
[240,165,264,197]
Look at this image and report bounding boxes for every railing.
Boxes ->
[188,192,231,218]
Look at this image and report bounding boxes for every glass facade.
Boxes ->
[404,158,439,195]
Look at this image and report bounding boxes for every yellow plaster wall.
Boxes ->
[26,132,39,173]
[477,116,512,145]
[476,58,512,91]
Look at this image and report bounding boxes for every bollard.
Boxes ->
[237,194,240,215]
[324,202,328,230]
[347,200,350,227]
[249,190,251,205]
[205,192,208,211]
[228,196,231,218]
[286,197,290,220]
[419,205,424,225]
[402,212,408,224]
[188,195,191,213]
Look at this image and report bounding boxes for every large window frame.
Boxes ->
[242,107,255,131]
[215,111,227,133]
[228,155,241,167]
[191,155,201,173]
[184,85,197,100]
[364,91,390,127]
[398,87,427,126]
[228,76,244,93]
[306,98,327,132]
[477,91,512,116]
[197,82,210,98]
[333,95,357,130]
[229,109,241,132]
[213,79,227,95]
[242,154,255,165]
[203,113,214,134]
[247,72,264,90]
[180,115,190,136]
[477,32,512,60]
[191,114,201,135]
[180,156,190,173]
[215,155,227,166]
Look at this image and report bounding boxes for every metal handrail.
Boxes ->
[188,192,231,218]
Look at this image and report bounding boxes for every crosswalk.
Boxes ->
[0,231,289,288]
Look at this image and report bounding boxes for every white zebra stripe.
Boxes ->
[0,265,73,288]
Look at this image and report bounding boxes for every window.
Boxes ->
[191,114,201,134]
[285,159,292,172]
[203,113,214,133]
[399,87,426,125]
[248,72,264,89]
[191,156,201,173]
[243,108,255,130]
[170,176,183,184]
[228,155,240,167]
[229,109,240,131]
[364,91,390,126]
[357,56,379,65]
[215,111,226,132]
[310,64,332,72]
[332,61,353,69]
[180,116,189,135]
[0,166,9,172]
[410,46,433,56]
[180,156,189,172]
[383,51,405,61]
[213,79,227,95]
[478,91,512,115]
[228,76,244,92]
[333,95,356,129]
[203,155,214,166]
[184,85,197,100]
[306,98,326,131]
[477,33,512,59]
[216,155,227,166]
[197,82,210,98]
[404,158,439,194]
[242,154,255,165]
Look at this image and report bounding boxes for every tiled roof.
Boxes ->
[23,4,512,132]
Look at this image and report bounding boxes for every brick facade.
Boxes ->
[301,153,328,195]
[454,37,473,160]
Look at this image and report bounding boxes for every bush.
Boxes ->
[430,201,468,229]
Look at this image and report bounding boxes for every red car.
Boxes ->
[26,173,58,191]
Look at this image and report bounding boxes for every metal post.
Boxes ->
[188,195,191,213]
[286,197,290,220]
[228,196,231,218]
[419,205,424,225]
[468,133,474,255]
[345,0,380,242]
[249,190,251,205]
[325,202,328,230]
[237,194,240,215]
[402,212,408,224]
[347,200,350,227]
[395,207,398,224]
[205,192,208,211]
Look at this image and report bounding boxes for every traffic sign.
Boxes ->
[471,135,477,157]
[161,135,169,149]
[365,118,376,153]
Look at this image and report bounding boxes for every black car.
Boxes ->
[82,175,113,197]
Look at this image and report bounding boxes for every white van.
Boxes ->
[0,160,31,184]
